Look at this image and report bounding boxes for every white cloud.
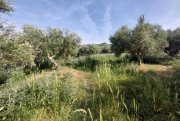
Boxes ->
[70,0,113,43]
[78,2,100,43]
[101,4,112,43]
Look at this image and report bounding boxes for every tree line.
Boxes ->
[77,43,111,56]
[110,15,180,64]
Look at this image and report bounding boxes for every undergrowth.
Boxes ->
[0,60,180,121]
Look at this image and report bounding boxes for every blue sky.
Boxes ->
[2,0,180,43]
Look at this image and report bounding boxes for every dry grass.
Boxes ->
[27,66,92,83]
[138,64,175,78]
[138,64,172,72]
[60,67,91,81]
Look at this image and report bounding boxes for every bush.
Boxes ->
[0,33,35,84]
[0,72,11,85]
[0,71,84,121]
[34,55,54,70]
[0,67,25,85]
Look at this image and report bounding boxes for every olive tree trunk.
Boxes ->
[137,52,142,65]
[47,54,59,70]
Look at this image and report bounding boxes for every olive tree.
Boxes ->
[46,27,64,57]
[130,16,154,64]
[110,16,167,64]
[59,32,81,59]
[22,25,81,69]
[109,26,131,56]
[165,28,180,57]
[0,25,35,83]
[148,24,168,57]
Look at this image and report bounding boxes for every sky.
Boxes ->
[2,0,180,44]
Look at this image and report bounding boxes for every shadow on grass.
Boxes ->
[65,56,126,72]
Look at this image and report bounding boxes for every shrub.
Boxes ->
[0,70,87,121]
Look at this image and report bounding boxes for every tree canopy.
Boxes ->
[165,28,180,57]
[110,15,168,64]
[110,26,131,56]
[78,44,99,56]
[0,0,13,13]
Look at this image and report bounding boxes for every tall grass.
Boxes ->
[1,60,180,121]
[75,62,180,121]
[0,71,88,121]
[65,54,128,72]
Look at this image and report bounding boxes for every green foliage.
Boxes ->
[78,43,111,56]
[78,44,100,56]
[59,32,81,58]
[0,71,10,84]
[147,24,168,57]
[46,27,64,56]
[0,24,35,83]
[110,25,131,56]
[0,71,84,121]
[22,25,48,70]
[101,46,111,53]
[77,63,180,121]
[0,22,81,83]
[0,40,35,67]
[165,28,180,57]
[172,60,180,70]
[131,16,154,64]
[110,16,168,64]
[0,40,34,82]
[0,0,13,13]
[22,25,46,53]
[88,44,100,55]
[23,25,81,69]
[98,42,111,54]
[1,58,180,121]
[78,46,89,56]
[167,28,180,43]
